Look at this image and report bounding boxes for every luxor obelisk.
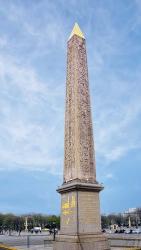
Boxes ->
[54,23,110,250]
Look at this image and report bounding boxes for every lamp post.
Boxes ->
[128,216,131,228]
[24,217,28,232]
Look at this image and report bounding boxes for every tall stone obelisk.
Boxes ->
[54,23,110,250]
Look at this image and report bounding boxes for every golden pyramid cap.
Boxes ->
[68,23,85,40]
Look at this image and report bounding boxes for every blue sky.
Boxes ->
[0,0,141,215]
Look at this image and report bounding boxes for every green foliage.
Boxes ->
[0,213,60,231]
[46,215,60,228]
[101,209,141,229]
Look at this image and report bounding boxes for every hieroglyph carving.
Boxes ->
[64,35,96,183]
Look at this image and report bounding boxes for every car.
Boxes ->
[125,229,131,234]
[132,228,141,234]
[105,229,112,234]
[31,227,41,233]
[125,229,133,234]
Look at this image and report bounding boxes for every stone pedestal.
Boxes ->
[54,182,110,250]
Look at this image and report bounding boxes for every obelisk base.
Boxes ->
[54,233,110,250]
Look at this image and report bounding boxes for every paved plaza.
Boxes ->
[1,232,141,250]
[0,232,53,249]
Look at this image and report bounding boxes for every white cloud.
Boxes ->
[105,173,114,179]
[0,36,7,48]
[94,79,141,163]
[0,54,64,173]
[0,0,140,176]
[86,3,141,165]
[0,115,64,173]
[0,55,47,95]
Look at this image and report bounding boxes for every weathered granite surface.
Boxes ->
[54,24,110,250]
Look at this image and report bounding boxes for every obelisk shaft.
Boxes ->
[64,26,96,184]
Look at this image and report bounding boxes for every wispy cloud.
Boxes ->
[86,1,141,164]
[0,0,140,176]
[0,0,141,214]
[0,53,64,173]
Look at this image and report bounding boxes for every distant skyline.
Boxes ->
[0,0,141,215]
